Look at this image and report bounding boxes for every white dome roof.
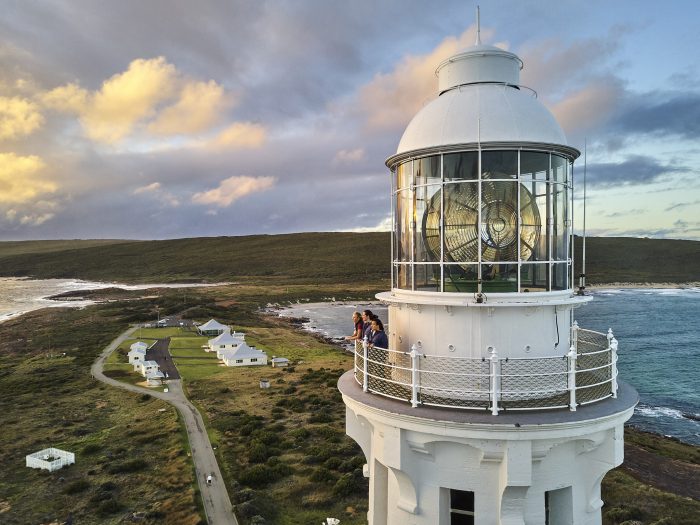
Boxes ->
[396,84,567,155]
[394,43,570,157]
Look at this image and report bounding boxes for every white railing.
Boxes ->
[353,324,618,413]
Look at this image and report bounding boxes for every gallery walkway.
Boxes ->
[91,326,237,525]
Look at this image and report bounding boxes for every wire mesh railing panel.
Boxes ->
[501,358,569,408]
[577,329,609,354]
[348,327,616,413]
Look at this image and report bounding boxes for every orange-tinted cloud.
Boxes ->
[0,96,44,140]
[356,25,489,130]
[148,80,230,135]
[0,152,55,204]
[210,122,267,149]
[192,175,275,207]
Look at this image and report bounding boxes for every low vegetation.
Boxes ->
[0,233,697,285]
[0,301,202,524]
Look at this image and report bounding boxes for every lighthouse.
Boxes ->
[339,23,638,525]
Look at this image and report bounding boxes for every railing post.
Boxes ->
[409,344,421,408]
[571,320,579,350]
[488,346,500,415]
[609,330,618,398]
[362,336,369,392]
[567,344,577,411]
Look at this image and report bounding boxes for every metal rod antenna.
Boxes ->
[578,139,587,294]
[476,6,482,45]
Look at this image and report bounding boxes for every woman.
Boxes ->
[369,318,388,349]
[344,311,364,341]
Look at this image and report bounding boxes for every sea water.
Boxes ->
[279,288,700,445]
[0,277,226,323]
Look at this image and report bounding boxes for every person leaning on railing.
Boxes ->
[368,318,388,349]
[344,311,364,342]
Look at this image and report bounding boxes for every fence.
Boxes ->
[353,322,618,414]
[26,448,75,472]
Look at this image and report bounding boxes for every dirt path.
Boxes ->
[91,326,237,525]
[622,444,700,500]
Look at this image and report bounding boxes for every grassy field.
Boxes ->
[1,233,696,285]
[0,303,202,525]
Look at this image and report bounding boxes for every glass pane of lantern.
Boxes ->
[520,179,547,261]
[444,151,478,181]
[444,264,478,292]
[481,150,517,179]
[481,263,518,292]
[441,182,479,263]
[395,263,412,290]
[552,262,568,290]
[520,262,548,291]
[552,183,568,260]
[395,189,413,262]
[397,161,413,190]
[415,155,440,186]
[479,181,520,262]
[552,154,567,183]
[520,151,549,181]
[414,264,442,291]
[415,184,442,263]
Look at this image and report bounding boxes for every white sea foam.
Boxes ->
[635,404,690,420]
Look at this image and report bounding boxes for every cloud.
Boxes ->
[81,57,177,143]
[355,25,485,130]
[192,175,276,207]
[585,155,687,187]
[148,80,229,135]
[133,182,161,194]
[41,83,89,113]
[0,96,44,139]
[665,200,700,212]
[0,152,55,204]
[210,122,267,149]
[333,147,365,164]
[612,91,700,140]
[550,80,625,138]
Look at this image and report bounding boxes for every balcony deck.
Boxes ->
[351,326,623,414]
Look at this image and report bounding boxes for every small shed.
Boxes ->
[146,370,165,386]
[26,448,75,472]
[260,379,271,389]
[198,319,229,336]
[270,357,290,368]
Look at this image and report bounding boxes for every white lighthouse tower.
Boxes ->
[339,23,638,525]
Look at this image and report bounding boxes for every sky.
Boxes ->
[1,0,699,241]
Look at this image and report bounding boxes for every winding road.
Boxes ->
[91,326,238,525]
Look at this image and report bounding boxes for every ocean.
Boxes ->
[278,288,700,445]
[0,277,226,323]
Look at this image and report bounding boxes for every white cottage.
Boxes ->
[221,343,267,367]
[208,329,247,357]
[139,360,160,378]
[198,319,228,336]
[128,341,148,367]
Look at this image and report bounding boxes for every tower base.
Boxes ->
[339,371,637,525]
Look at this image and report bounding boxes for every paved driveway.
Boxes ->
[146,337,180,379]
[92,327,237,525]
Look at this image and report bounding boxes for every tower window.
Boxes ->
[449,489,475,525]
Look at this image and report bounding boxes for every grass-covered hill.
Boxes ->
[0,233,697,285]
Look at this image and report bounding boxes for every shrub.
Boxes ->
[81,443,102,455]
[64,479,90,494]
[248,441,270,463]
[239,465,279,487]
[323,457,342,470]
[605,506,645,522]
[332,469,366,497]
[107,459,147,474]
[310,467,336,483]
[97,497,122,516]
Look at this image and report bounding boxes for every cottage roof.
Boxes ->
[228,343,267,360]
[130,341,148,352]
[146,370,165,378]
[199,319,228,331]
[142,360,159,367]
[209,329,246,346]
[271,357,289,363]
